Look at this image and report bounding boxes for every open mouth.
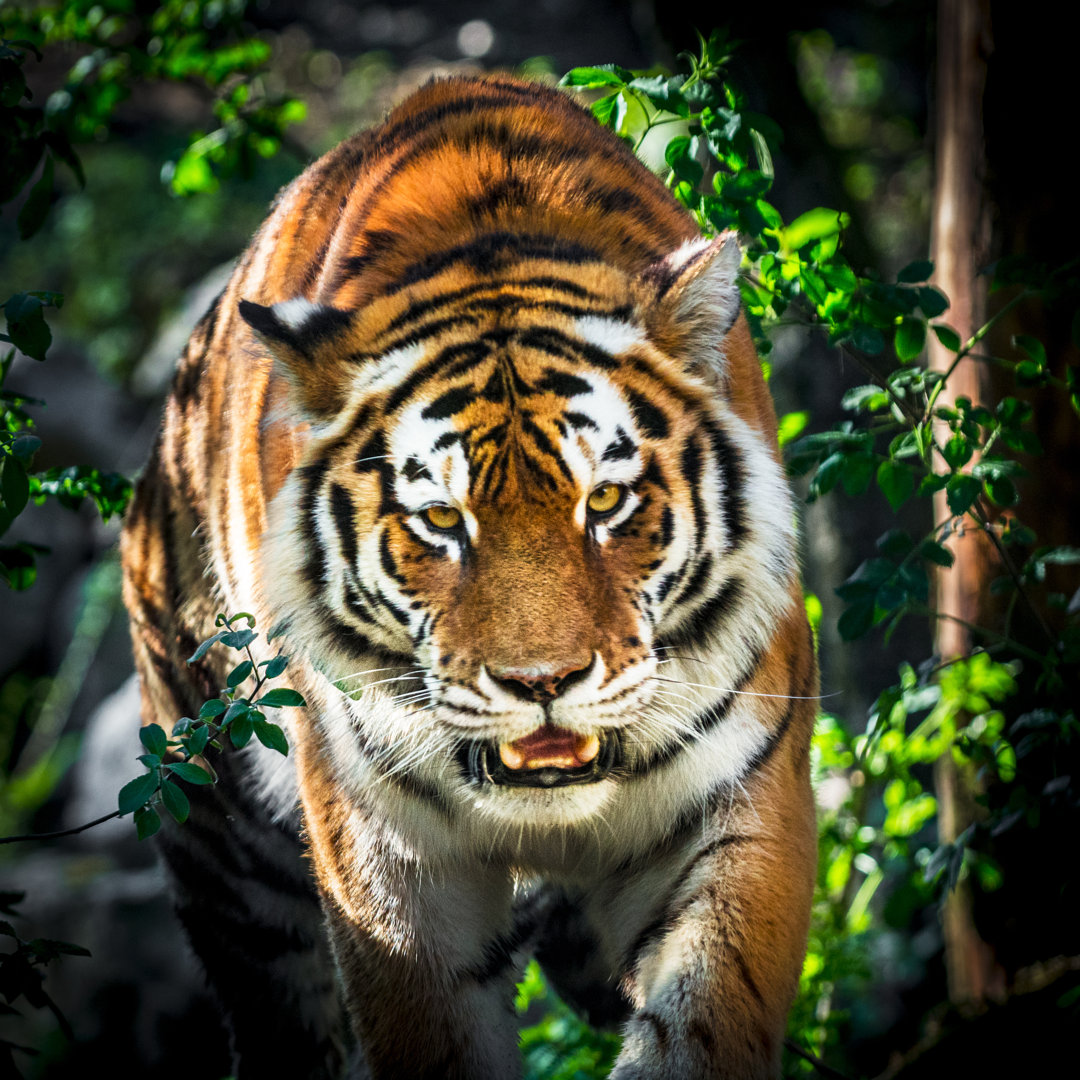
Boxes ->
[463,725,620,788]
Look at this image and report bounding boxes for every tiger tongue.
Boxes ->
[498,726,600,771]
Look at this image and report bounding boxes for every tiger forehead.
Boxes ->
[381,325,656,506]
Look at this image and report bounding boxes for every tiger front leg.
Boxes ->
[609,741,817,1079]
[300,759,522,1078]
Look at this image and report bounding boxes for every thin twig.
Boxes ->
[784,1037,855,1080]
[0,810,121,845]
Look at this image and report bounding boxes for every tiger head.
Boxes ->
[242,233,797,828]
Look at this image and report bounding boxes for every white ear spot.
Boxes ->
[273,297,330,331]
[573,316,646,356]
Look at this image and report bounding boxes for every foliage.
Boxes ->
[518,960,621,1080]
[117,612,303,839]
[1,0,306,587]
[0,289,132,589]
[563,28,1080,1077]
[1,0,305,214]
[0,892,89,1076]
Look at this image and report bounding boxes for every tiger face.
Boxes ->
[245,234,795,833]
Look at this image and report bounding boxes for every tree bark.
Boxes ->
[927,0,1005,1008]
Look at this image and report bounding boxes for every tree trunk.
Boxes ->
[927,0,1005,1009]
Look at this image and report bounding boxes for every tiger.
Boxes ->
[120,73,817,1079]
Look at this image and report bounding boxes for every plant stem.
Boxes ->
[0,809,121,845]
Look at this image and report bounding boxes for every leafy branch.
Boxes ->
[0,612,304,845]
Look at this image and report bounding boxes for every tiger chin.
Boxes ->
[121,74,817,1080]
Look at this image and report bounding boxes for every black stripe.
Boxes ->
[521,415,574,485]
[705,421,749,550]
[329,483,358,569]
[602,427,637,462]
[565,411,599,431]
[659,506,675,548]
[662,577,744,648]
[378,530,406,584]
[393,231,602,290]
[299,460,330,588]
[627,644,766,775]
[536,369,593,398]
[626,387,670,439]
[517,326,620,370]
[681,436,706,552]
[422,385,473,421]
[672,552,714,609]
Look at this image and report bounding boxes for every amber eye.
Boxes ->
[422,504,463,531]
[587,483,625,517]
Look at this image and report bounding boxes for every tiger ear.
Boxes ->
[641,233,743,379]
[239,298,354,418]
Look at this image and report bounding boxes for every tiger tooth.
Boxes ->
[576,733,600,764]
[499,742,526,770]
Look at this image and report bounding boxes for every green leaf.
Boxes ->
[841,452,875,496]
[223,699,249,724]
[134,805,161,841]
[897,259,934,283]
[17,156,54,240]
[931,324,962,352]
[917,286,949,318]
[4,293,53,361]
[159,779,190,824]
[984,476,1018,506]
[253,718,289,755]
[1012,334,1046,368]
[199,698,227,719]
[590,92,620,127]
[257,687,306,708]
[946,474,982,515]
[230,710,254,748]
[781,207,848,252]
[943,434,974,469]
[628,74,689,116]
[118,772,159,816]
[894,317,926,362]
[166,761,214,785]
[664,136,703,187]
[170,148,218,195]
[920,540,955,568]
[227,660,253,688]
[262,655,288,679]
[842,385,889,413]
[185,724,210,757]
[220,628,257,650]
[849,324,885,355]
[776,411,809,448]
[838,600,876,641]
[139,723,168,758]
[10,435,41,463]
[877,460,915,512]
[1,456,30,522]
[187,630,228,663]
[559,65,631,88]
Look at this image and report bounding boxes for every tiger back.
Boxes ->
[121,74,817,1079]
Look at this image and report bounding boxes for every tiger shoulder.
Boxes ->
[121,73,818,1079]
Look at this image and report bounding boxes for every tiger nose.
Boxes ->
[489,657,595,704]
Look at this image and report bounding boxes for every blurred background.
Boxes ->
[1,1,1077,1076]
